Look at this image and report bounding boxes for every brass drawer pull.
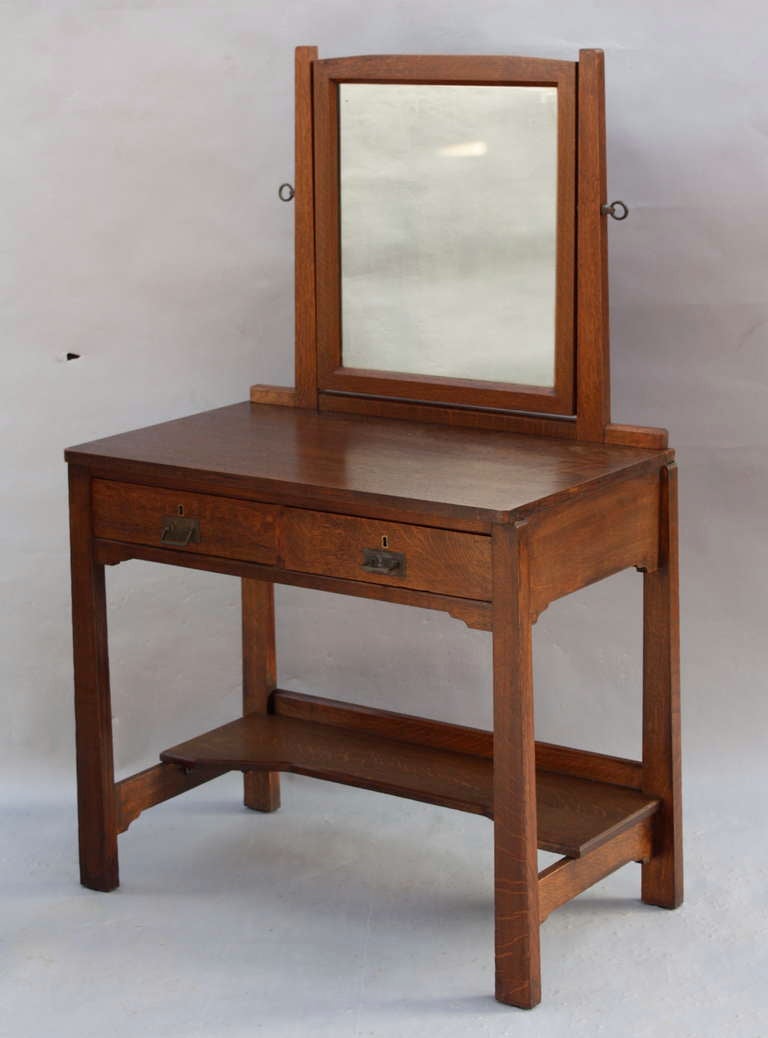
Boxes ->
[361,547,406,577]
[160,516,200,547]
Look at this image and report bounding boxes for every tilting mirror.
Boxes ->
[314,56,576,415]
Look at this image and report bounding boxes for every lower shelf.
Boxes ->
[160,714,658,859]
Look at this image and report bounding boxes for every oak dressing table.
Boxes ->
[65,47,682,1009]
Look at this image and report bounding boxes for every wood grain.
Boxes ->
[576,49,611,442]
[271,689,643,788]
[158,711,657,858]
[242,580,280,811]
[491,522,540,1007]
[319,392,578,438]
[69,465,119,891]
[315,53,575,83]
[92,479,277,564]
[641,463,683,908]
[116,763,228,833]
[93,537,492,631]
[313,55,576,416]
[538,818,653,921]
[66,402,671,533]
[294,45,319,408]
[553,61,577,415]
[535,741,642,790]
[317,369,573,416]
[249,385,297,406]
[271,689,495,757]
[534,771,657,856]
[161,713,492,819]
[527,469,660,618]
[279,508,492,600]
[605,423,669,450]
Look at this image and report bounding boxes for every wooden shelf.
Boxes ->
[161,714,658,858]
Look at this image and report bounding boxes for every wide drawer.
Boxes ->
[280,508,491,600]
[92,480,277,564]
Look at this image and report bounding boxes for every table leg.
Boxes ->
[642,463,683,908]
[242,579,280,811]
[69,465,119,891]
[492,522,541,1008]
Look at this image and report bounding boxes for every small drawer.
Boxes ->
[92,480,277,564]
[280,509,491,600]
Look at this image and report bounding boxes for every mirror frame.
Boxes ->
[313,55,577,415]
[252,48,669,450]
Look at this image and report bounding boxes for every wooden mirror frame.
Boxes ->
[314,55,576,416]
[251,47,668,451]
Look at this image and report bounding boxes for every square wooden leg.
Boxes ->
[491,523,541,1008]
[69,466,119,891]
[242,578,280,811]
[642,464,683,908]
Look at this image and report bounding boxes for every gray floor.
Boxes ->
[2,766,766,1038]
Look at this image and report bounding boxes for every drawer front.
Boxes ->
[92,480,277,564]
[280,509,491,600]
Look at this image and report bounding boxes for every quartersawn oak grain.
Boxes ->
[69,466,119,892]
[491,522,541,1006]
[116,763,228,833]
[249,385,296,406]
[642,463,683,908]
[293,45,319,408]
[242,579,280,811]
[92,479,277,564]
[93,537,492,630]
[271,689,644,788]
[66,402,672,532]
[538,819,653,921]
[576,48,611,441]
[158,711,659,859]
[527,469,660,618]
[279,507,492,600]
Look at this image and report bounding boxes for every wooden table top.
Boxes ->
[66,402,672,530]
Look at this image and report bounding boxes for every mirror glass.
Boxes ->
[339,83,558,388]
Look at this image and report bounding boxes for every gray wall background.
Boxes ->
[1,2,765,790]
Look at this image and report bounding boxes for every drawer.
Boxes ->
[92,480,277,564]
[280,509,491,600]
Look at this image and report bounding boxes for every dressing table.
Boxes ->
[65,47,682,1009]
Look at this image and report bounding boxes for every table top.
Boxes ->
[65,402,672,531]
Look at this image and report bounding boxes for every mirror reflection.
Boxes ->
[340,83,558,388]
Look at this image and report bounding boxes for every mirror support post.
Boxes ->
[576,48,611,442]
[294,45,319,409]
